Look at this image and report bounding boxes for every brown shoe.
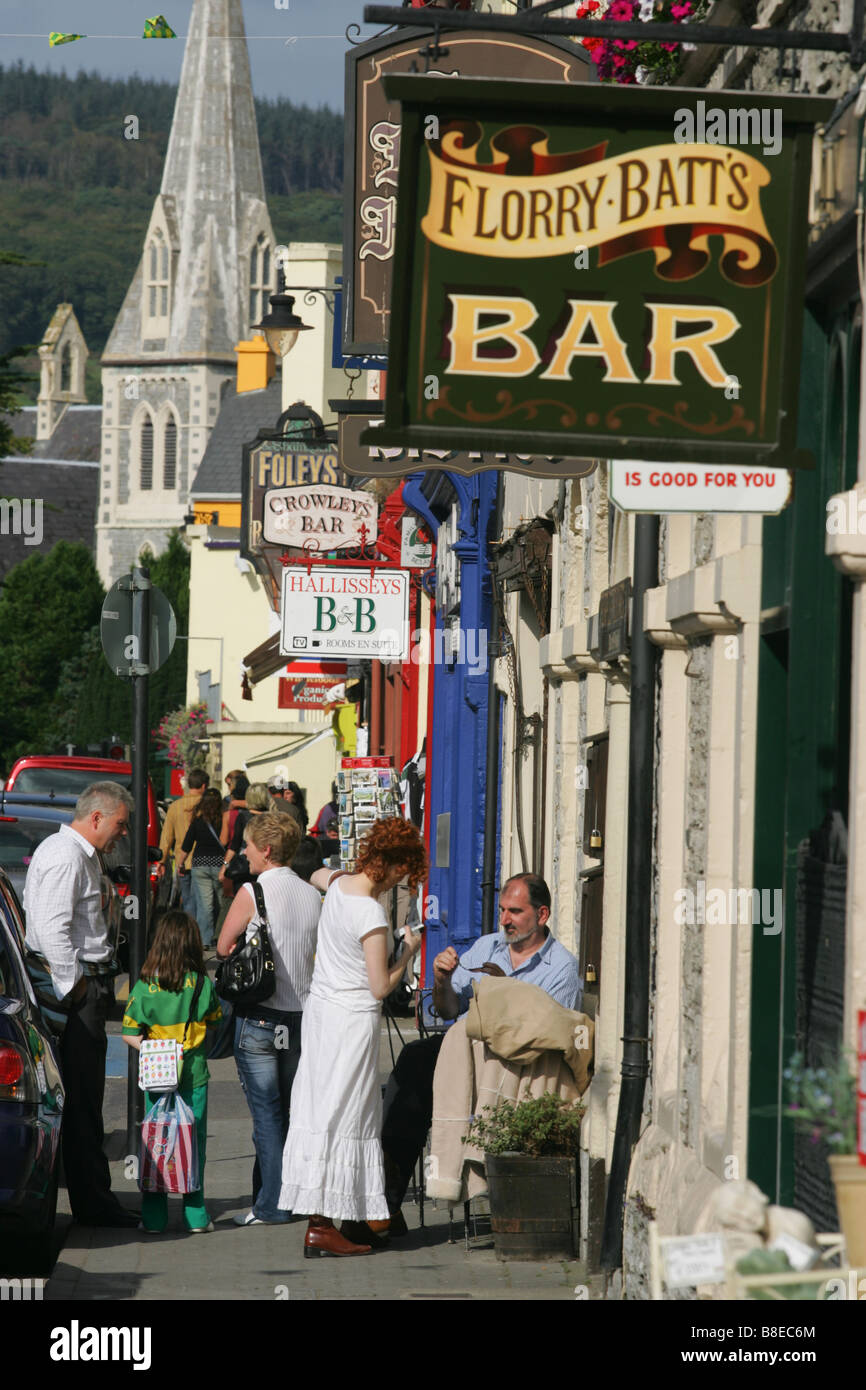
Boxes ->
[304,1217,372,1258]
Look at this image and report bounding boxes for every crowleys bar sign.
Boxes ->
[368,78,833,470]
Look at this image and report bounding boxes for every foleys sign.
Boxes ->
[370,78,833,470]
[280,567,410,662]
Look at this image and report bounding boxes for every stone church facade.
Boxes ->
[96,0,276,585]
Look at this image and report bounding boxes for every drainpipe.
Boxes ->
[600,512,659,1272]
[481,477,503,935]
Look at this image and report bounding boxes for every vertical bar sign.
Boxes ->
[859,1010,866,1166]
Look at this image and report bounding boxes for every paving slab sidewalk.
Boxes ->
[45,1024,603,1303]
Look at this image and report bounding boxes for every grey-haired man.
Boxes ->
[25,781,138,1228]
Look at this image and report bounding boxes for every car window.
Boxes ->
[0,818,65,906]
[0,904,26,1000]
[12,767,133,797]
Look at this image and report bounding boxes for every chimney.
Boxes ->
[235,335,276,393]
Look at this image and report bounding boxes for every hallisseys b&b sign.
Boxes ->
[371,78,833,468]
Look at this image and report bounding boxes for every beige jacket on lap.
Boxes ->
[426,976,594,1204]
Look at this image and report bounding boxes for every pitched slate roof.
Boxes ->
[0,458,99,588]
[190,380,283,498]
[1,406,101,461]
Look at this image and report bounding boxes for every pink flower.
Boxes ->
[659,40,678,49]
[608,0,635,17]
[670,1,691,13]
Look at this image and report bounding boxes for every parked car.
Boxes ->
[5,755,159,852]
[0,869,64,1260]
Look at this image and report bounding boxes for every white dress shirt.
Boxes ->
[24,823,111,999]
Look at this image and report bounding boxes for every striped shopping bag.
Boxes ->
[139,1093,199,1193]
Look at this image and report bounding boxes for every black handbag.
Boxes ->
[214,881,276,1006]
[223,851,253,887]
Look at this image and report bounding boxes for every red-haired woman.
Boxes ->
[279,817,427,1256]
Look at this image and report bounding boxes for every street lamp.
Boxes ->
[252,263,313,359]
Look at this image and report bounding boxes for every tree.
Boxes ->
[41,531,192,764]
[0,541,104,768]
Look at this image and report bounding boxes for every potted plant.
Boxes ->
[464,1093,585,1261]
[784,1050,864,1265]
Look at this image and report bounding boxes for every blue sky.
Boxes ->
[0,0,382,110]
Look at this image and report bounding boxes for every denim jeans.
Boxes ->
[233,1012,302,1222]
[191,864,221,948]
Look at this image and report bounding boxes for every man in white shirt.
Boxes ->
[25,781,137,1227]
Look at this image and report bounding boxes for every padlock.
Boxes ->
[590,827,602,849]
[585,963,597,984]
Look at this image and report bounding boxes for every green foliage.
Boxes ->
[0,63,343,363]
[0,183,341,376]
[784,1050,858,1156]
[464,1093,586,1158]
[42,532,192,768]
[0,542,105,769]
[0,343,38,455]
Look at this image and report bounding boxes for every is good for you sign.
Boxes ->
[371,78,832,469]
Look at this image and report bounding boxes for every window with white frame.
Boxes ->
[249,233,272,326]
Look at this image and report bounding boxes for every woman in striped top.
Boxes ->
[216,812,322,1226]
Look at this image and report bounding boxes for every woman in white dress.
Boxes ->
[279,817,427,1257]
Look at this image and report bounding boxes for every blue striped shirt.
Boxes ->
[449,931,580,1016]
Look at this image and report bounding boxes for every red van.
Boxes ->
[5,756,159,846]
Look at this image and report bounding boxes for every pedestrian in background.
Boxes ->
[220,773,249,849]
[216,812,321,1226]
[159,768,210,916]
[291,835,325,885]
[219,782,272,889]
[123,910,222,1233]
[176,788,224,950]
[222,769,244,812]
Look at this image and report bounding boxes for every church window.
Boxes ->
[249,233,272,326]
[60,342,72,394]
[163,417,177,490]
[140,417,154,490]
[146,228,170,324]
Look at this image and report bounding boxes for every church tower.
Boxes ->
[37,304,89,440]
[96,0,276,584]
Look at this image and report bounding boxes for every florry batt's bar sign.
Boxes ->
[369,78,833,469]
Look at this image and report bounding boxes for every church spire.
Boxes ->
[103,0,273,363]
[97,0,276,585]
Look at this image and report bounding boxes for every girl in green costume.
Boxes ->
[123,911,222,1232]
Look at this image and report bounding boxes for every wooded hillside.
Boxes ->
[0,63,344,394]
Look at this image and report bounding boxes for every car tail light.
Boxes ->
[0,1042,37,1101]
